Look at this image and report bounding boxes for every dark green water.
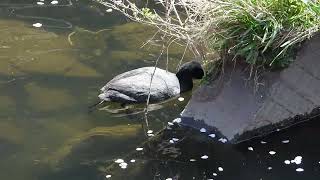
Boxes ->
[1,1,320,180]
[0,0,190,179]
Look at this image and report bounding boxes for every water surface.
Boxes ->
[0,1,320,180]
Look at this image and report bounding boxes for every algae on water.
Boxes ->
[45,124,142,167]
[0,20,102,78]
[68,27,111,59]
[24,82,76,112]
[0,121,25,144]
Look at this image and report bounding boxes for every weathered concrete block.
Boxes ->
[181,33,320,143]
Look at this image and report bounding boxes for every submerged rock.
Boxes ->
[181,33,320,143]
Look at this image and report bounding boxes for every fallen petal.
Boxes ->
[296,168,304,172]
[106,174,112,178]
[201,155,209,159]
[115,159,124,163]
[269,151,276,155]
[172,118,181,123]
[51,0,58,5]
[284,160,291,165]
[32,23,42,28]
[282,140,290,144]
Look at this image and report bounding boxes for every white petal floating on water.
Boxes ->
[269,151,276,155]
[267,167,273,170]
[37,2,44,5]
[136,147,143,151]
[119,162,128,166]
[130,159,136,163]
[208,134,216,138]
[168,122,174,126]
[165,178,173,180]
[218,138,228,143]
[120,165,127,169]
[189,159,196,162]
[296,168,304,172]
[32,23,42,28]
[147,130,153,134]
[282,140,290,144]
[212,173,217,176]
[115,159,124,163]
[292,156,302,165]
[248,147,254,151]
[178,97,184,101]
[200,128,207,133]
[169,140,174,144]
[114,0,122,5]
[147,133,154,137]
[260,141,267,144]
[106,8,113,13]
[218,167,224,172]
[172,138,179,142]
[172,118,181,123]
[201,155,209,159]
[119,162,128,169]
[51,0,59,4]
[284,160,291,165]
[106,174,112,178]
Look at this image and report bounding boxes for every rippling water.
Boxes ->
[0,1,320,180]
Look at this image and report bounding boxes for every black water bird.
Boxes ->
[98,61,204,104]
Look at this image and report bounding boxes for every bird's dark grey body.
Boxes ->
[99,67,180,103]
[98,61,204,104]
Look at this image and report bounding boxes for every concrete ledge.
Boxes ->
[181,33,320,143]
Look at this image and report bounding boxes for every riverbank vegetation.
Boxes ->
[97,0,320,72]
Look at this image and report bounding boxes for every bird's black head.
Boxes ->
[176,61,204,79]
[176,60,204,92]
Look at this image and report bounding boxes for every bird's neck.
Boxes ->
[176,73,193,92]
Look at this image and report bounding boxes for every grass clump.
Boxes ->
[97,0,320,70]
[210,0,320,68]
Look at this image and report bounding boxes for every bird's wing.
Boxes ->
[101,89,137,103]
[101,67,154,91]
[100,67,180,103]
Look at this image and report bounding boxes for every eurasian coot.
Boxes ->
[98,61,204,104]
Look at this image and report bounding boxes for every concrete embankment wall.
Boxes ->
[181,33,320,143]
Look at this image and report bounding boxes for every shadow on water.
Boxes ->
[1,1,320,180]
